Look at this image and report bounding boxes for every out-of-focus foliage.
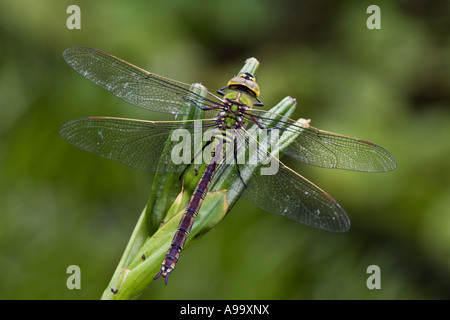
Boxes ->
[0,0,449,299]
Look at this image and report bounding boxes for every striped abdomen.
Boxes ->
[154,159,218,285]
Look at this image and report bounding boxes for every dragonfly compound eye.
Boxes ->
[227,73,260,98]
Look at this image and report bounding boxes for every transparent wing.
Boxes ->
[215,127,350,232]
[59,117,216,172]
[63,47,223,116]
[243,163,350,232]
[246,109,397,173]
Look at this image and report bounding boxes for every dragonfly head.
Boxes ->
[227,72,260,99]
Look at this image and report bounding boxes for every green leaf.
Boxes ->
[101,191,228,300]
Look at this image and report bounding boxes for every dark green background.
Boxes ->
[1,0,449,299]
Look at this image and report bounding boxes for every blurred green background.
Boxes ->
[1,0,449,299]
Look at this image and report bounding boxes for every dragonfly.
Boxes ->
[60,47,397,285]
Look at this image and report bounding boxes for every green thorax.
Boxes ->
[217,91,253,130]
[215,72,260,131]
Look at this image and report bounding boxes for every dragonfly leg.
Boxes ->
[253,97,264,107]
[184,97,220,112]
[248,114,283,133]
[217,86,227,97]
[250,114,267,129]
[178,138,214,181]
[183,97,204,110]
[234,137,247,188]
